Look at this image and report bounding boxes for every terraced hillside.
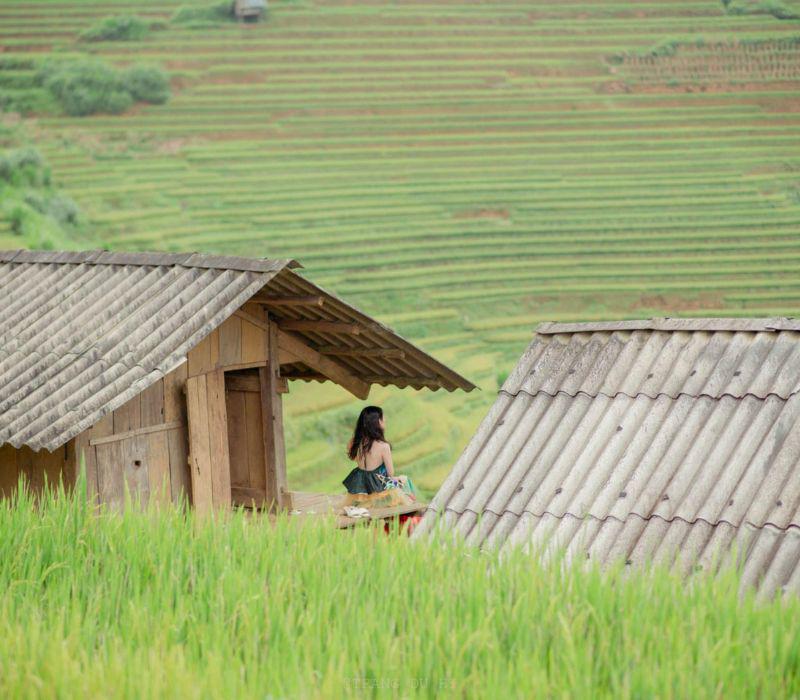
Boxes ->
[1,0,800,493]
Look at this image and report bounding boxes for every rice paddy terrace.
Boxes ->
[1,0,800,493]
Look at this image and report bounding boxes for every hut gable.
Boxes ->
[0,249,474,454]
[415,317,800,598]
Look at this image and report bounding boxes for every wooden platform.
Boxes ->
[286,490,426,528]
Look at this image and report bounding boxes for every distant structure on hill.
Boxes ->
[0,250,473,516]
[233,0,267,21]
[415,317,800,599]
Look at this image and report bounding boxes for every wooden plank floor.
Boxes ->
[286,490,426,528]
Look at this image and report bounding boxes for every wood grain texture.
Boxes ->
[261,316,288,509]
[146,432,171,507]
[113,393,141,434]
[140,379,165,427]
[241,317,266,364]
[218,316,243,367]
[187,334,213,377]
[206,369,232,510]
[96,440,125,511]
[0,443,18,498]
[163,362,188,423]
[185,374,213,514]
[225,388,249,488]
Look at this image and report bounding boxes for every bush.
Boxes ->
[0,88,56,116]
[24,191,80,225]
[79,14,150,42]
[0,147,49,187]
[37,59,132,116]
[171,1,233,24]
[124,65,170,104]
[723,0,800,18]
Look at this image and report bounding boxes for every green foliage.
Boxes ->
[37,58,132,116]
[79,14,150,42]
[0,147,49,187]
[124,64,170,105]
[34,58,170,116]
[171,1,234,25]
[723,0,800,19]
[0,480,799,697]
[0,146,86,248]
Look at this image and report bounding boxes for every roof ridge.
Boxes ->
[535,316,800,334]
[0,249,302,273]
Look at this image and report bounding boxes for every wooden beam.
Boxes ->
[277,330,370,400]
[279,372,329,382]
[260,316,289,510]
[361,374,440,387]
[316,347,405,359]
[238,310,360,338]
[89,420,184,447]
[276,320,361,335]
[225,374,288,394]
[231,486,268,508]
[252,294,324,307]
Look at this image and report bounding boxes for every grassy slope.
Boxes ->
[1,485,799,698]
[1,0,799,494]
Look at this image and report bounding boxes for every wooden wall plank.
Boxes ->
[96,440,125,511]
[113,393,141,434]
[164,363,188,424]
[163,362,191,507]
[218,317,242,367]
[140,379,165,427]
[121,436,150,507]
[42,447,65,493]
[146,432,171,507]
[209,328,220,369]
[261,316,288,509]
[206,369,232,510]
[241,318,266,364]
[186,374,213,514]
[225,389,249,488]
[244,391,266,491]
[167,427,190,507]
[0,443,18,499]
[187,335,213,377]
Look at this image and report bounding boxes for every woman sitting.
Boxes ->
[342,405,416,509]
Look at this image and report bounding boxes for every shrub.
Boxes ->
[124,65,170,104]
[37,59,132,116]
[0,147,49,187]
[171,1,233,24]
[79,14,150,42]
[0,88,56,116]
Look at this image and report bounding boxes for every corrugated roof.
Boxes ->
[503,328,800,400]
[0,250,474,453]
[415,317,800,598]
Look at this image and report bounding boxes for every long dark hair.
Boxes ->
[348,405,386,461]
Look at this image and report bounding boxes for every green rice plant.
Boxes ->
[0,474,799,697]
[79,14,150,42]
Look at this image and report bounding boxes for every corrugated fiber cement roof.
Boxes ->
[415,317,800,599]
[0,250,474,453]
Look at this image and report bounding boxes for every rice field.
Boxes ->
[1,478,799,698]
[1,0,800,492]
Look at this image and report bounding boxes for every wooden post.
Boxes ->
[260,313,288,510]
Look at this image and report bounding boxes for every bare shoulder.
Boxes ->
[378,440,392,453]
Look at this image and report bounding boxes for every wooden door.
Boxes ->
[224,371,268,508]
[185,369,231,514]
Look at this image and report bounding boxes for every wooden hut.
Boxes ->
[0,250,474,517]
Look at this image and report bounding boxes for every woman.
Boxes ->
[342,405,415,508]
